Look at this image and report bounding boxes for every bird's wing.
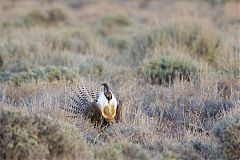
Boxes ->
[88,101,102,122]
[115,100,123,122]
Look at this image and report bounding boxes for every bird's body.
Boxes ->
[63,81,122,126]
[97,89,118,122]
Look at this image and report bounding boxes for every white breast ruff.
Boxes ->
[97,92,118,110]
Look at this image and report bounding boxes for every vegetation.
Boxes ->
[139,50,199,84]
[0,66,77,86]
[95,142,149,160]
[213,113,240,159]
[0,107,93,160]
[0,0,239,159]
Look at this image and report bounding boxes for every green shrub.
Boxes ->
[0,66,76,85]
[0,40,26,61]
[219,45,240,77]
[100,13,130,28]
[24,10,49,26]
[79,57,104,76]
[139,51,199,85]
[0,71,11,81]
[228,18,240,26]
[105,20,221,65]
[95,142,149,160]
[40,66,76,82]
[31,67,45,80]
[127,20,221,64]
[0,54,3,68]
[201,100,234,120]
[106,31,150,65]
[130,32,155,65]
[107,33,133,53]
[44,66,76,82]
[24,7,67,26]
[9,62,31,73]
[45,66,61,82]
[10,72,35,86]
[60,67,76,81]
[0,19,27,28]
[0,107,93,160]
[192,140,221,160]
[221,65,240,77]
[97,13,131,36]
[204,0,240,4]
[156,21,221,63]
[161,144,203,160]
[47,8,67,22]
[213,112,240,159]
[45,28,96,54]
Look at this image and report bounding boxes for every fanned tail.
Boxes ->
[61,80,100,118]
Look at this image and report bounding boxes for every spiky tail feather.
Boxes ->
[61,80,100,119]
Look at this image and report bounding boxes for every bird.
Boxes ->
[62,81,122,127]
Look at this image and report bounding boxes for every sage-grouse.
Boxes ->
[63,81,122,126]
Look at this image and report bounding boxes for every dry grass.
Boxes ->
[0,0,239,159]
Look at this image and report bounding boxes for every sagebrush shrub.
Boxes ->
[45,28,96,54]
[10,72,35,86]
[156,20,221,63]
[1,65,76,85]
[203,0,239,4]
[107,33,133,53]
[161,144,203,160]
[213,112,240,159]
[128,20,221,64]
[78,56,105,76]
[139,51,198,85]
[201,100,234,120]
[0,107,93,160]
[24,10,49,26]
[95,142,149,160]
[192,140,220,160]
[24,7,67,26]
[97,13,131,36]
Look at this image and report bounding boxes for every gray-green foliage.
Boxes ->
[0,8,67,28]
[97,13,131,36]
[79,58,104,76]
[45,28,96,54]
[44,66,76,82]
[0,107,93,160]
[161,144,203,160]
[192,140,221,160]
[106,20,221,66]
[204,0,240,4]
[139,51,199,84]
[95,142,149,160]
[158,22,221,63]
[213,112,240,159]
[24,8,67,26]
[106,32,147,65]
[0,66,76,86]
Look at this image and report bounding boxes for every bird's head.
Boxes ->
[102,83,112,101]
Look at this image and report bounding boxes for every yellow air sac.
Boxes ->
[103,105,116,121]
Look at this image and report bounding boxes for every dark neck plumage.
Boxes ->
[102,83,112,101]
